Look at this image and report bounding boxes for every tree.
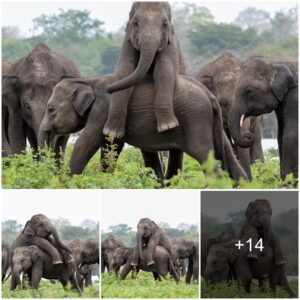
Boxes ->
[108,224,133,236]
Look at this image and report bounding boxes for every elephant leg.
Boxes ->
[119,261,132,280]
[235,257,252,293]
[2,106,12,156]
[269,233,286,265]
[192,256,199,282]
[281,132,298,179]
[250,117,264,163]
[185,258,193,284]
[100,140,124,172]
[141,150,165,182]
[152,272,161,281]
[258,276,268,292]
[236,146,252,180]
[279,274,296,298]
[52,135,69,166]
[165,149,184,180]
[85,270,92,287]
[144,238,160,266]
[101,261,105,273]
[130,246,139,267]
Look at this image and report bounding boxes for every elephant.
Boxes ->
[3,43,80,159]
[80,239,99,265]
[11,214,73,267]
[196,52,264,180]
[38,74,248,183]
[10,246,81,293]
[104,2,186,138]
[171,239,199,283]
[118,246,180,283]
[67,239,93,290]
[101,235,124,273]
[2,241,11,282]
[175,258,188,278]
[240,199,285,265]
[203,239,296,297]
[228,57,298,179]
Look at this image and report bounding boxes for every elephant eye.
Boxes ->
[246,87,252,94]
[133,20,139,27]
[163,19,168,27]
[48,106,55,114]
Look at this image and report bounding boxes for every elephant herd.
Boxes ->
[101,218,199,284]
[2,2,298,184]
[201,199,296,298]
[1,214,99,294]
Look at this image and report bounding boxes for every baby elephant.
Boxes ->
[11,246,81,293]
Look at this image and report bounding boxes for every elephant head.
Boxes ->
[136,218,158,260]
[38,79,95,148]
[107,2,174,93]
[23,214,72,254]
[111,247,132,273]
[245,199,272,248]
[229,58,297,148]
[80,239,99,265]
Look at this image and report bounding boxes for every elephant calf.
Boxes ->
[10,246,81,293]
[39,74,247,182]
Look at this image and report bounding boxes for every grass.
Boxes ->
[201,280,298,298]
[2,278,99,298]
[2,145,297,189]
[101,271,199,298]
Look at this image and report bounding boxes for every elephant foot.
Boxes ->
[53,259,63,265]
[103,112,126,138]
[247,253,258,261]
[147,260,155,266]
[156,111,179,133]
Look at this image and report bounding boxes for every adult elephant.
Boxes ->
[203,239,296,297]
[101,235,123,273]
[11,214,73,266]
[2,241,11,282]
[196,53,264,179]
[171,239,199,283]
[68,239,93,290]
[4,43,80,158]
[38,75,248,182]
[229,57,298,179]
[10,246,81,293]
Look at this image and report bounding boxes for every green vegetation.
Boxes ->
[101,272,198,298]
[201,280,298,298]
[2,279,99,298]
[2,145,297,189]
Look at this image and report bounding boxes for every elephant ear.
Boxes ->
[23,221,36,236]
[29,246,40,263]
[199,75,214,91]
[72,82,95,117]
[151,221,158,233]
[227,248,238,264]
[271,64,297,101]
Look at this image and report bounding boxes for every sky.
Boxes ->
[201,191,298,222]
[101,190,200,231]
[1,190,100,225]
[2,1,297,37]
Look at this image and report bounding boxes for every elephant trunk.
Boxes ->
[50,225,72,254]
[137,231,144,260]
[228,105,255,148]
[107,39,159,93]
[38,118,53,149]
[261,216,271,249]
[12,266,22,287]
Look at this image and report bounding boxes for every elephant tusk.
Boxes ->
[231,137,235,145]
[240,114,245,128]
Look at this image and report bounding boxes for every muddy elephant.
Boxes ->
[229,58,298,179]
[11,214,73,267]
[68,239,93,290]
[104,2,186,138]
[10,246,81,293]
[3,43,80,159]
[196,53,264,180]
[171,239,199,283]
[119,246,180,283]
[203,239,296,297]
[240,199,285,265]
[101,235,124,274]
[2,241,11,282]
[38,74,248,183]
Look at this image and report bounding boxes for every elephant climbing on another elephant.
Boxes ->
[196,52,264,180]
[38,74,248,183]
[203,239,296,297]
[104,2,186,137]
[2,241,11,282]
[10,246,81,293]
[229,57,298,179]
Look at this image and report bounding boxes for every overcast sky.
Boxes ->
[1,190,100,225]
[202,191,298,222]
[2,1,297,37]
[101,190,200,231]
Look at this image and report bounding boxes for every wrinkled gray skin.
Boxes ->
[38,75,248,182]
[2,61,14,156]
[2,241,11,282]
[196,53,264,180]
[11,214,73,267]
[229,58,298,179]
[4,43,80,160]
[132,218,172,267]
[119,246,180,283]
[104,2,186,138]
[240,199,285,265]
[67,239,93,290]
[101,235,124,274]
[171,239,199,283]
[203,239,296,297]
[10,246,81,293]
